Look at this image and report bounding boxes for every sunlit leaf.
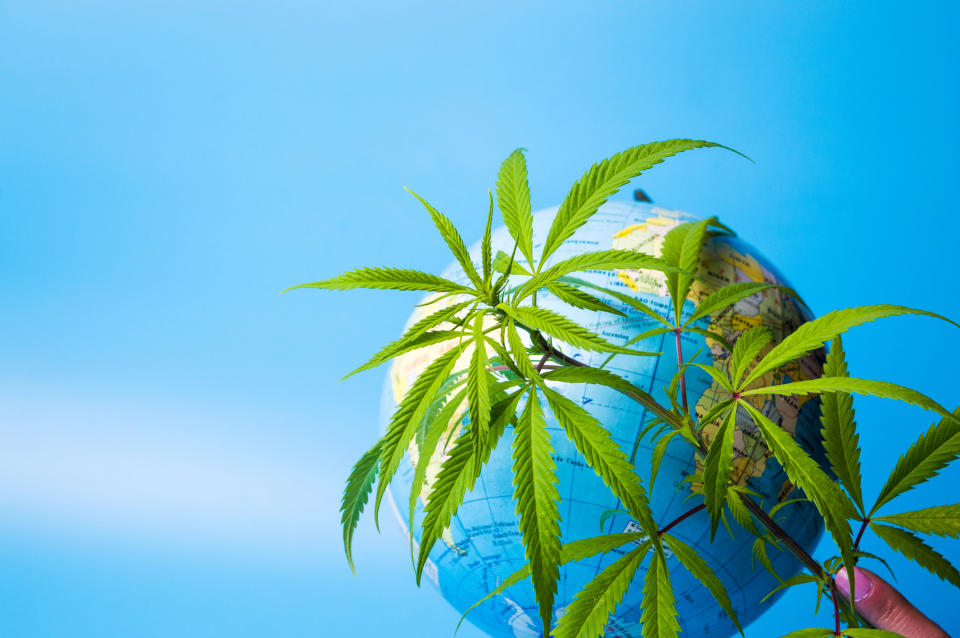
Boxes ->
[742,377,954,421]
[405,187,485,291]
[546,282,627,317]
[376,342,470,525]
[540,140,727,264]
[340,441,381,574]
[497,303,659,356]
[684,282,779,327]
[640,549,680,638]
[664,533,742,633]
[543,387,656,530]
[416,391,523,581]
[741,305,958,389]
[496,148,535,268]
[554,542,652,638]
[284,266,474,294]
[512,389,562,633]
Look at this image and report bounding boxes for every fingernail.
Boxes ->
[834,566,874,602]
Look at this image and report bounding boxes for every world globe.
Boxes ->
[382,200,827,638]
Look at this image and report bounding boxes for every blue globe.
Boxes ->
[382,200,826,637]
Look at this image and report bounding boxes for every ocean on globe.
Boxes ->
[382,200,827,638]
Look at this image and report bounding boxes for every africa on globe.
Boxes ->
[383,200,826,638]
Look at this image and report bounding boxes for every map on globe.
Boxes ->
[381,200,828,638]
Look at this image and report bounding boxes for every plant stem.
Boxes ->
[657,504,705,536]
[674,327,688,411]
[535,353,551,372]
[831,581,842,636]
[852,518,870,554]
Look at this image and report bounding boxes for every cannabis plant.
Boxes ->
[287,140,960,637]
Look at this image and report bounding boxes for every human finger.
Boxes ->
[834,566,950,638]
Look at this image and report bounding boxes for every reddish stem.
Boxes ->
[535,353,550,372]
[657,503,705,536]
[831,581,842,636]
[674,328,688,411]
[853,518,870,554]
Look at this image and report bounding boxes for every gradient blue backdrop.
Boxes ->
[1,2,958,636]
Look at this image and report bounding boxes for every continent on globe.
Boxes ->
[382,200,827,638]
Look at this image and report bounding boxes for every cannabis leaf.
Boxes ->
[739,401,858,577]
[871,407,960,514]
[553,541,652,638]
[496,148,535,268]
[702,406,737,539]
[819,336,864,512]
[342,299,472,379]
[742,377,955,421]
[874,504,960,538]
[640,549,680,638]
[661,217,712,321]
[543,387,656,530]
[493,249,532,277]
[540,140,726,265]
[408,386,468,560]
[497,303,657,356]
[778,629,833,638]
[729,326,773,387]
[542,366,680,428]
[740,305,958,389]
[684,282,780,327]
[650,430,679,489]
[760,573,819,603]
[467,315,493,469]
[375,342,470,525]
[870,523,960,588]
[405,187,485,292]
[546,282,626,316]
[481,190,494,284]
[512,388,562,634]
[458,532,649,633]
[416,391,523,581]
[663,533,742,633]
[340,441,381,574]
[517,250,677,301]
[284,266,474,294]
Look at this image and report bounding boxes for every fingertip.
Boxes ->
[834,565,874,603]
[835,566,949,638]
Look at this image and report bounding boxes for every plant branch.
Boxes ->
[657,504,705,536]
[674,327,689,411]
[852,518,869,554]
[831,581,842,636]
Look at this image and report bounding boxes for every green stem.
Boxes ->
[674,327,688,411]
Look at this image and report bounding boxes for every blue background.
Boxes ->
[1,1,958,636]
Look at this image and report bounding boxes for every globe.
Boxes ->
[382,200,827,637]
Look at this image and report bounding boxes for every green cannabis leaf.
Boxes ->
[870,523,960,588]
[871,407,960,515]
[496,148,535,269]
[819,336,865,513]
[288,140,960,638]
[512,388,562,634]
[540,140,728,264]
